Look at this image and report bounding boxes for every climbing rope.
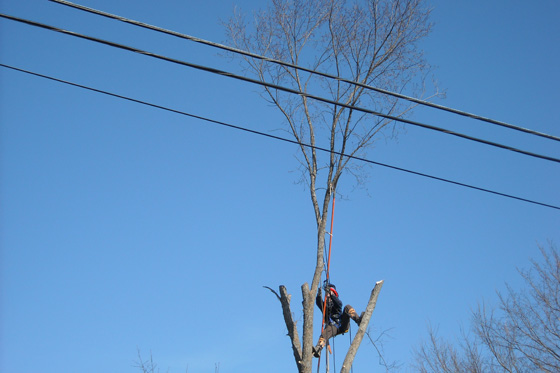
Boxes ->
[325,187,336,284]
[332,334,336,373]
[349,324,354,373]
[317,189,336,373]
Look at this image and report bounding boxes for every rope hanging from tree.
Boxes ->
[317,189,336,373]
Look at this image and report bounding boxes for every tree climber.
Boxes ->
[312,283,364,358]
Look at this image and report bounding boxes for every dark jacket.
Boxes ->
[316,289,343,326]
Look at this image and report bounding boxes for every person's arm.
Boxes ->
[330,292,343,314]
[316,288,323,311]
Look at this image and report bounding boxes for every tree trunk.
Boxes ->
[340,280,385,373]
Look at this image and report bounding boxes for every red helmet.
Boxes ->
[327,284,338,297]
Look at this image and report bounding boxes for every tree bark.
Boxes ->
[301,283,314,373]
[279,285,304,371]
[265,285,304,371]
[340,280,385,373]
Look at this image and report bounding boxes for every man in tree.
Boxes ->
[313,283,364,358]
[226,0,434,369]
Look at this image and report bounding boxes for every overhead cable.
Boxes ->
[2,63,558,211]
[48,0,560,143]
[1,13,559,165]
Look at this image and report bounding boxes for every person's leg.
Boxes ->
[313,324,338,357]
[344,304,364,326]
[339,308,351,333]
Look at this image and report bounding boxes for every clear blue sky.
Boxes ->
[1,0,558,372]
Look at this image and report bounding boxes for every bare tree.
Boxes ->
[414,325,490,373]
[225,1,436,371]
[134,349,169,373]
[414,243,560,372]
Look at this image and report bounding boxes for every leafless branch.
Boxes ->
[415,243,560,373]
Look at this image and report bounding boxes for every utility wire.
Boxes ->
[2,62,558,211]
[1,13,559,165]
[49,0,560,143]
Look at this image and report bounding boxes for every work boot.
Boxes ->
[347,306,363,325]
[357,311,365,325]
[312,337,326,358]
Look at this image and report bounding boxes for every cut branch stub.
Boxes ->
[265,285,303,371]
[341,280,385,373]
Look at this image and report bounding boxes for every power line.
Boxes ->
[1,62,558,211]
[1,13,559,165]
[49,0,560,143]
